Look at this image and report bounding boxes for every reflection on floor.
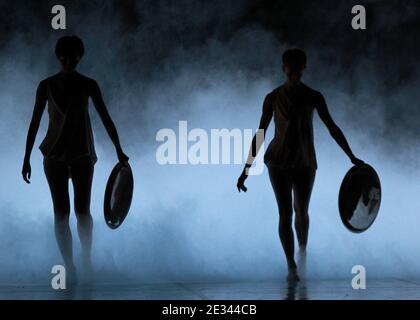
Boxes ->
[1,279,419,300]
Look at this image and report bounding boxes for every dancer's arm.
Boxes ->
[315,92,363,165]
[90,80,129,163]
[237,94,273,192]
[22,81,47,183]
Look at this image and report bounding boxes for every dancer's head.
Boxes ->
[55,35,84,72]
[282,48,307,81]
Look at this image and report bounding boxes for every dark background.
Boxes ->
[1,0,419,146]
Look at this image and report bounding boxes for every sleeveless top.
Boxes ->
[264,83,317,169]
[39,74,97,164]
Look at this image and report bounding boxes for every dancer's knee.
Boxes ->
[75,210,92,224]
[295,209,309,225]
[74,201,91,220]
[54,207,70,225]
[279,207,293,229]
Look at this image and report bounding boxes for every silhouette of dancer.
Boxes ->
[22,36,129,283]
[237,49,363,282]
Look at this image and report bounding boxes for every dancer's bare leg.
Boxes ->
[71,162,94,279]
[293,167,315,276]
[54,213,74,270]
[268,166,299,282]
[44,160,77,283]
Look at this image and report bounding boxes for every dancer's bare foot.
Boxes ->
[66,264,78,287]
[81,256,94,285]
[287,267,300,283]
[297,246,307,277]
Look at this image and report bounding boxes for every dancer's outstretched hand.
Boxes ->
[237,169,248,192]
[351,156,364,166]
[22,159,31,184]
[117,147,129,165]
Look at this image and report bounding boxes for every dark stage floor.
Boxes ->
[1,278,420,300]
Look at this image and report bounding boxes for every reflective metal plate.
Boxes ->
[339,164,381,233]
[104,162,134,229]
